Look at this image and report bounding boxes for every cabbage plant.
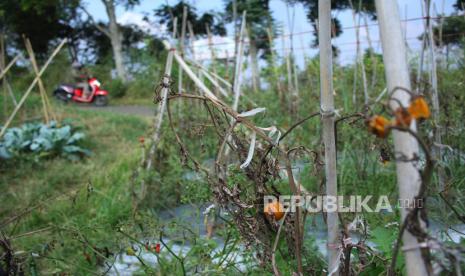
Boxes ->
[0,121,90,161]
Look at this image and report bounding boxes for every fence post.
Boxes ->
[318,1,339,275]
[375,0,429,274]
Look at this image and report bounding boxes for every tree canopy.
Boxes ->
[285,0,376,47]
[224,0,276,58]
[454,0,465,10]
[0,0,80,58]
[154,1,226,38]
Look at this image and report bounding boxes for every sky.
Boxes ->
[84,0,459,66]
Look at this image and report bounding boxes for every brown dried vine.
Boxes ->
[163,91,322,274]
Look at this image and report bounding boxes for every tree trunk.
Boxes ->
[102,0,127,82]
[375,1,430,275]
[318,1,339,275]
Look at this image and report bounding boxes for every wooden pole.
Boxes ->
[425,0,445,192]
[349,0,369,105]
[375,1,429,274]
[187,59,232,89]
[0,39,67,138]
[247,28,259,93]
[145,20,179,170]
[24,38,50,124]
[233,0,238,61]
[1,34,6,118]
[25,38,57,122]
[145,50,174,170]
[187,21,196,61]
[0,54,20,82]
[362,14,378,90]
[162,41,217,101]
[179,6,187,95]
[0,34,18,108]
[286,4,299,114]
[198,68,229,98]
[206,24,219,96]
[416,1,428,94]
[232,11,246,112]
[187,59,260,107]
[267,27,285,106]
[318,1,339,274]
[282,33,294,113]
[299,30,310,91]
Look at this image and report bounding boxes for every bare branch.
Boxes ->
[80,5,111,38]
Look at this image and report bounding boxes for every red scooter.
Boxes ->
[54,77,109,106]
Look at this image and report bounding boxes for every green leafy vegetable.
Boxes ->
[0,121,90,161]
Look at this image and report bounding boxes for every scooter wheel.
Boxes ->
[53,89,69,103]
[94,95,108,106]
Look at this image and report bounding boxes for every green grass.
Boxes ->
[0,105,151,274]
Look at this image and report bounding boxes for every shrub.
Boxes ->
[106,78,128,98]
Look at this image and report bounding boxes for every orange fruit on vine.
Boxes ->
[368,115,391,138]
[408,97,430,120]
[264,201,285,220]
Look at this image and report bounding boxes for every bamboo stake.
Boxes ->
[187,59,232,88]
[179,6,187,94]
[172,17,178,41]
[0,54,20,82]
[225,50,230,82]
[162,41,217,101]
[247,28,259,93]
[0,39,67,138]
[25,38,57,122]
[425,0,445,192]
[292,61,299,104]
[358,0,369,104]
[206,24,219,96]
[362,15,378,90]
[145,50,174,170]
[267,27,285,106]
[349,0,368,105]
[185,59,258,107]
[282,33,294,114]
[347,2,357,105]
[416,2,427,94]
[187,22,196,61]
[403,5,408,43]
[0,35,18,109]
[233,0,238,61]
[351,52,358,104]
[439,0,447,68]
[232,11,246,112]
[299,30,310,91]
[187,20,201,97]
[24,38,50,124]
[1,34,6,117]
[287,5,299,113]
[142,24,180,205]
[318,1,339,274]
[199,69,229,98]
[375,1,429,274]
